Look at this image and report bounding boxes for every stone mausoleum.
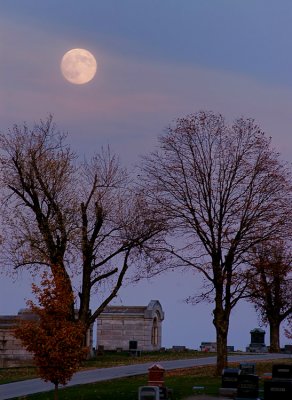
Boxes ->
[0,300,164,367]
[0,309,94,368]
[96,300,164,351]
[0,309,37,367]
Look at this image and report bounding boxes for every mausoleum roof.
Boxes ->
[101,300,164,320]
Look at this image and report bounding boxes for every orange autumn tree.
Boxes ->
[14,271,88,400]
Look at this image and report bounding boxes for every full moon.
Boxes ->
[61,48,97,85]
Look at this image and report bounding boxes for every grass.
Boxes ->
[0,350,213,384]
[9,360,292,400]
[8,367,221,400]
[0,366,38,384]
[82,349,213,368]
[1,355,291,400]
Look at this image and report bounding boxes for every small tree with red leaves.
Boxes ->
[14,271,88,400]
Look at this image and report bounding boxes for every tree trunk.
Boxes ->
[269,319,281,353]
[213,298,229,375]
[54,383,58,400]
[215,323,228,375]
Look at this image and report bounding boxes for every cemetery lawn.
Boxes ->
[8,367,221,400]
[3,360,292,400]
[0,350,213,384]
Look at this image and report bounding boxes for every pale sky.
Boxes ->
[0,1,291,350]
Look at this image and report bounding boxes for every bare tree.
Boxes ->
[0,116,165,332]
[141,111,292,373]
[247,241,292,352]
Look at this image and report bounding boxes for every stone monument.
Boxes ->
[246,328,268,353]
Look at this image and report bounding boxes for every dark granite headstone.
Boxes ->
[250,328,265,344]
[264,380,292,400]
[239,363,256,375]
[159,386,169,399]
[236,374,259,399]
[246,328,267,352]
[272,364,292,381]
[283,344,292,354]
[221,368,240,388]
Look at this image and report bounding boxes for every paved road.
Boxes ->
[1,353,290,399]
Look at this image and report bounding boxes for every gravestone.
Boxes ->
[264,363,292,400]
[158,386,170,400]
[272,364,292,381]
[264,380,292,400]
[138,386,160,400]
[239,363,256,375]
[172,345,186,352]
[246,328,268,353]
[251,328,265,344]
[236,374,259,399]
[283,344,292,354]
[221,368,240,388]
[220,368,240,397]
[148,364,165,387]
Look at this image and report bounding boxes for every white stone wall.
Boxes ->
[96,301,164,351]
[0,328,33,368]
[0,310,94,367]
[97,316,150,350]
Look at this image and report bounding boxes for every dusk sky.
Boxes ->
[0,1,291,350]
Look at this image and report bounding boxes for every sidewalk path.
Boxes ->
[182,397,230,400]
[1,353,290,399]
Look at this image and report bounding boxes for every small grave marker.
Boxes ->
[138,386,160,400]
[264,363,292,400]
[272,364,292,381]
[221,368,240,388]
[219,367,239,398]
[236,374,259,399]
[239,363,256,375]
[264,380,292,400]
[148,364,165,387]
